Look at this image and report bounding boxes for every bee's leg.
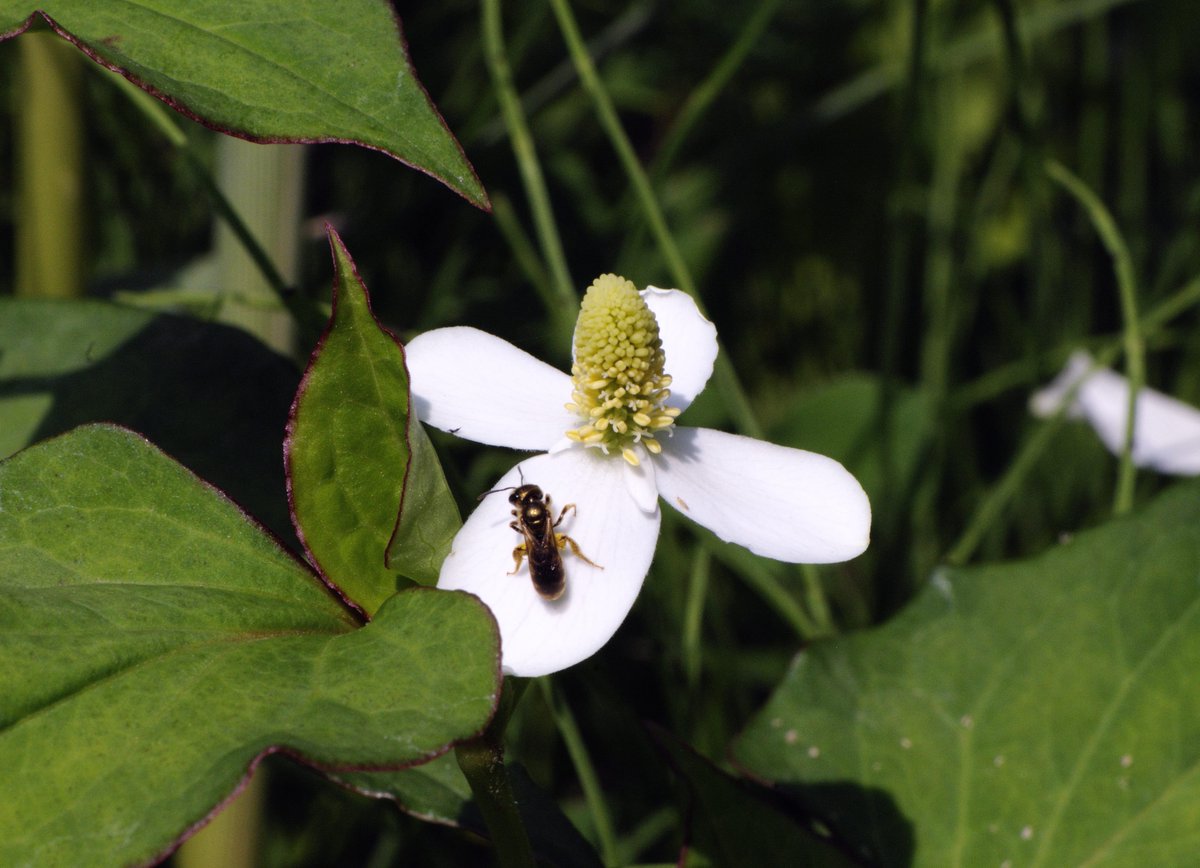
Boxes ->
[552,502,578,527]
[508,542,527,575]
[557,533,603,569]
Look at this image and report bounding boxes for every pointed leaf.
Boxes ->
[735,480,1200,867]
[0,425,500,867]
[287,230,459,613]
[0,2,487,207]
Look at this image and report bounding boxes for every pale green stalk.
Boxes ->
[539,680,620,867]
[1045,159,1143,516]
[99,70,322,341]
[15,33,84,299]
[482,0,578,347]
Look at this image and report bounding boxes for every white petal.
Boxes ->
[1031,351,1200,475]
[643,287,718,412]
[406,327,575,450]
[654,427,871,563]
[437,450,660,677]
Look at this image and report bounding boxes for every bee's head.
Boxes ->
[509,484,544,505]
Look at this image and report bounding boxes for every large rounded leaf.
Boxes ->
[735,479,1200,866]
[0,425,500,866]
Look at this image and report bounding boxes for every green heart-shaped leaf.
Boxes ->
[0,2,487,206]
[286,229,460,613]
[0,424,500,866]
[735,480,1200,866]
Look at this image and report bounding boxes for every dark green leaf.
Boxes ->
[651,725,856,866]
[0,424,500,866]
[387,415,461,585]
[735,480,1200,866]
[335,759,603,868]
[0,1,487,207]
[0,298,299,539]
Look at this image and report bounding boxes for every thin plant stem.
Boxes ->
[455,679,534,868]
[702,537,818,639]
[682,549,711,690]
[617,0,782,268]
[490,191,553,307]
[943,274,1200,565]
[1045,159,1143,515]
[482,0,578,348]
[539,679,620,867]
[547,0,763,439]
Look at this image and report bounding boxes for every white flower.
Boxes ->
[406,275,872,676]
[1030,349,1200,475]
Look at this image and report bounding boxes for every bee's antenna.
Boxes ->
[478,464,527,501]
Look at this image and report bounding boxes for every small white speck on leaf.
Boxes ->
[784,729,799,745]
[808,745,821,758]
[900,737,913,749]
[993,755,1005,767]
[1120,754,1133,768]
[960,714,974,729]
[1020,826,1034,841]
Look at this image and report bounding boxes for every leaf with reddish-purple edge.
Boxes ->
[287,228,459,614]
[0,424,500,867]
[0,2,488,208]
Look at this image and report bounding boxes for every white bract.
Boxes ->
[1031,349,1200,475]
[407,275,872,676]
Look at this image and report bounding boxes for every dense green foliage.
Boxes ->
[4,0,1200,864]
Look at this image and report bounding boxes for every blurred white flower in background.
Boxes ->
[1030,349,1200,475]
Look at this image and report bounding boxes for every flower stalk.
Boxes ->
[455,679,534,868]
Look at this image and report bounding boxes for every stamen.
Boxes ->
[565,274,680,458]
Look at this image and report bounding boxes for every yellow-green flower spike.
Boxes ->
[565,274,680,463]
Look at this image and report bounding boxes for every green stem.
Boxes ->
[15,33,85,299]
[617,0,782,268]
[539,680,619,867]
[942,272,1200,566]
[490,191,553,307]
[455,679,534,868]
[482,0,578,348]
[547,0,763,439]
[681,549,711,690]
[1045,159,1143,516]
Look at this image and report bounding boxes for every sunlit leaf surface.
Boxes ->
[736,480,1200,866]
[0,425,500,866]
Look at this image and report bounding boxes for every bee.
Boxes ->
[480,478,603,600]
